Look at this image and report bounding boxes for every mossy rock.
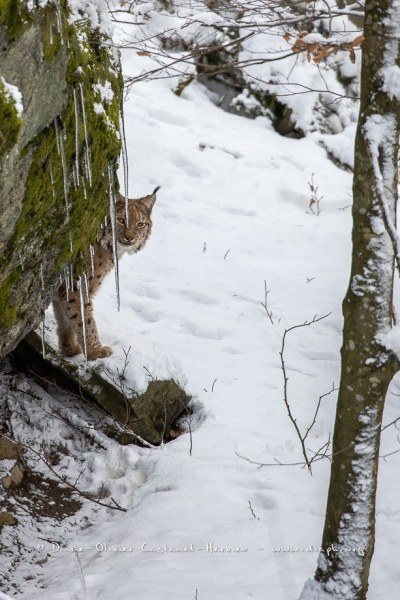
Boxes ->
[0,511,17,529]
[0,1,123,357]
[0,438,22,460]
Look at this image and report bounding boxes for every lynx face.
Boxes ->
[116,191,157,256]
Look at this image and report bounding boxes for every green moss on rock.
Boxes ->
[0,268,20,326]
[0,1,123,356]
[0,0,29,42]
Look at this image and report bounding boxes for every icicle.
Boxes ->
[38,264,46,358]
[55,0,64,45]
[69,233,73,253]
[64,267,70,301]
[108,165,120,311]
[49,160,56,197]
[82,139,92,189]
[64,266,70,290]
[60,128,69,212]
[119,109,129,225]
[78,276,88,360]
[73,86,80,186]
[55,120,69,212]
[82,176,87,200]
[70,263,74,292]
[40,264,45,291]
[64,267,70,290]
[41,317,46,359]
[89,244,95,276]
[54,118,61,155]
[79,83,92,187]
[18,252,24,271]
[72,163,78,189]
[83,272,90,303]
[49,22,53,46]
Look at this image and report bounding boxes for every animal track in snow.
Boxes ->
[180,319,226,340]
[178,289,218,305]
[151,108,191,127]
[251,492,277,511]
[220,206,256,217]
[128,302,164,323]
[129,283,161,300]
[170,154,207,179]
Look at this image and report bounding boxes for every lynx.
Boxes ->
[53,187,159,360]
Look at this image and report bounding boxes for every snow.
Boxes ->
[380,65,400,100]
[4,2,400,599]
[380,325,400,357]
[93,82,114,104]
[1,77,23,116]
[380,2,400,99]
[68,0,114,36]
[93,101,105,115]
[302,403,382,600]
[0,592,16,600]
[26,0,49,10]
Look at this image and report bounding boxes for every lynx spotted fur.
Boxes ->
[53,187,159,360]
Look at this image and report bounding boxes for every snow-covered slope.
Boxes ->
[5,8,400,600]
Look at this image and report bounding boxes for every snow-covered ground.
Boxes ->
[3,6,400,600]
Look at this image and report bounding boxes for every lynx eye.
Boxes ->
[137,221,147,229]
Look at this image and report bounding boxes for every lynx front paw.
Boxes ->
[87,345,113,360]
[59,343,82,357]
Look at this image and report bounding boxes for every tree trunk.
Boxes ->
[300,1,400,598]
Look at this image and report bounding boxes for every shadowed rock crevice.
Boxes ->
[13,332,191,447]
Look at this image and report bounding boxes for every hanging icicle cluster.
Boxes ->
[0,0,124,358]
[37,0,125,361]
[54,118,70,214]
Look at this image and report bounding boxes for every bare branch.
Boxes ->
[1,434,127,512]
[279,312,332,472]
[260,280,274,324]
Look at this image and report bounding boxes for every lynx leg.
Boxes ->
[54,289,112,360]
[53,297,81,357]
[73,299,112,360]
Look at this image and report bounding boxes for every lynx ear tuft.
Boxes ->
[139,186,160,214]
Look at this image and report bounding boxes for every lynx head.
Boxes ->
[116,186,159,256]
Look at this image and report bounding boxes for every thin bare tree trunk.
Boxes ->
[300,1,400,598]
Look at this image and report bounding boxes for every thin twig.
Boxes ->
[248,500,260,520]
[261,280,274,324]
[279,313,331,472]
